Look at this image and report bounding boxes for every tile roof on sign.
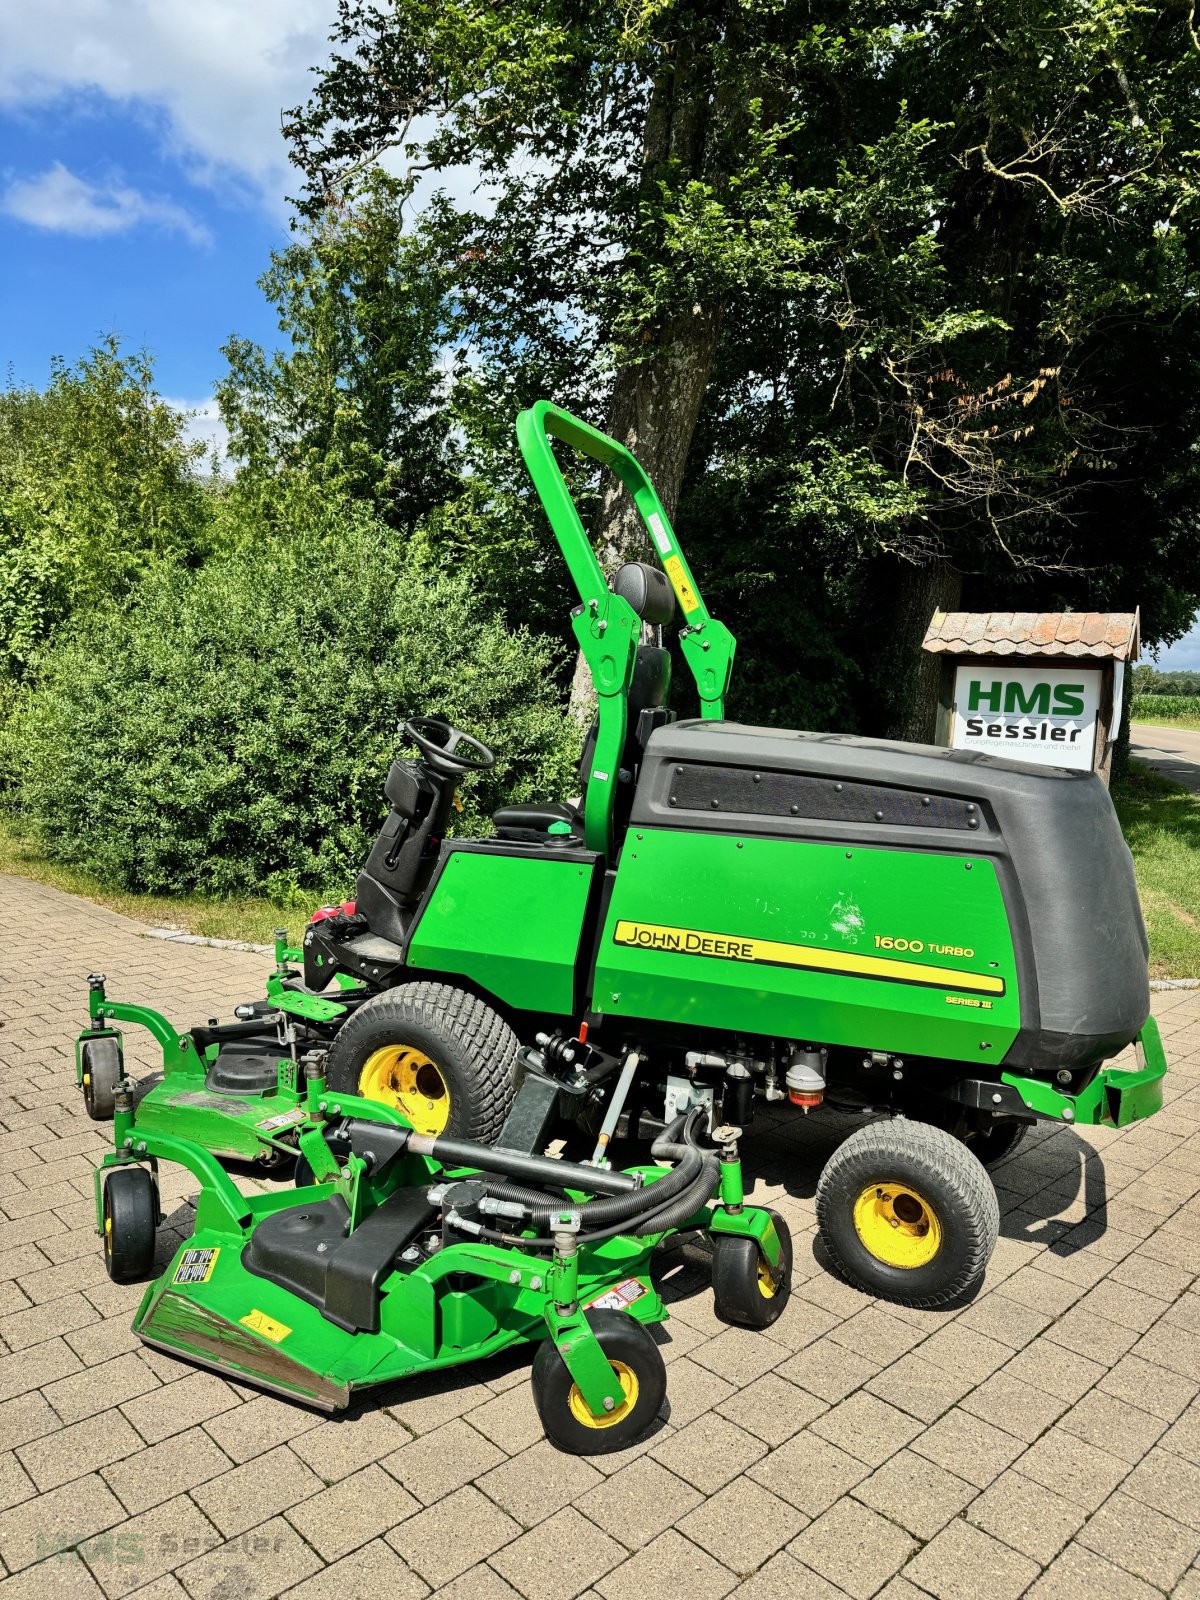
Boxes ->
[921,609,1139,660]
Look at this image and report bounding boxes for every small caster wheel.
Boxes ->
[102,1167,159,1283]
[963,1120,1030,1168]
[816,1119,999,1307]
[81,1036,122,1121]
[712,1210,793,1328]
[294,1153,316,1188]
[531,1311,667,1455]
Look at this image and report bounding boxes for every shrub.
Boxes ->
[2,497,578,900]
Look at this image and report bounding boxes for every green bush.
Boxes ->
[1,497,578,900]
[1130,694,1200,724]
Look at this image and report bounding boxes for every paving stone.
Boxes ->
[779,1337,881,1404]
[0,1471,124,1571]
[79,1490,219,1598]
[1023,1542,1163,1600]
[0,1337,83,1405]
[1130,1318,1200,1382]
[474,1438,602,1528]
[650,1413,766,1495]
[489,1505,626,1600]
[1100,1351,1198,1421]
[101,1424,232,1516]
[42,1354,159,1427]
[1121,1445,1200,1530]
[0,1451,34,1512]
[594,1529,736,1600]
[1077,1487,1200,1590]
[959,1367,1068,1443]
[852,1449,977,1541]
[655,1355,736,1428]
[997,1339,1108,1405]
[279,1536,428,1600]
[16,1410,142,1492]
[200,1393,324,1464]
[0,1391,61,1452]
[576,1456,702,1549]
[910,1407,1026,1489]
[966,1468,1085,1564]
[997,1266,1086,1318]
[432,1568,521,1600]
[1162,1400,1200,1462]
[279,1406,409,1480]
[466,1384,547,1456]
[903,1517,1040,1600]
[383,1417,505,1507]
[863,1357,975,1427]
[176,1513,323,1600]
[0,1553,107,1600]
[676,1475,805,1576]
[748,1429,869,1516]
[388,1484,520,1588]
[191,1441,325,1537]
[789,1497,917,1600]
[809,1391,922,1466]
[1057,1389,1168,1465]
[1018,1426,1131,1512]
[287,1460,417,1563]
[955,1290,1053,1348]
[688,1327,788,1387]
[829,1309,925,1365]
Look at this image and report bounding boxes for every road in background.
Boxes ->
[1131,723,1200,793]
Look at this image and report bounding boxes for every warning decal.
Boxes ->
[173,1247,220,1285]
[239,1308,292,1343]
[256,1107,309,1134]
[585,1277,650,1312]
[612,919,1005,997]
[663,555,700,614]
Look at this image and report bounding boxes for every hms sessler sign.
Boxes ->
[950,664,1101,772]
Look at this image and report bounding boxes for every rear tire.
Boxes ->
[324,982,518,1142]
[531,1312,666,1455]
[816,1119,998,1308]
[102,1167,158,1283]
[82,1036,122,1121]
[712,1212,793,1328]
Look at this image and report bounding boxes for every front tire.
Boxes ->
[712,1212,793,1328]
[324,982,518,1142]
[102,1167,158,1283]
[531,1312,667,1455]
[816,1119,998,1307]
[82,1036,122,1121]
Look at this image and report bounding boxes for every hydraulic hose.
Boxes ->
[465,1107,716,1246]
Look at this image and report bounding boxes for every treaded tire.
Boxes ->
[712,1211,793,1328]
[964,1120,1030,1169]
[102,1167,158,1283]
[82,1036,122,1121]
[815,1119,999,1308]
[531,1311,667,1455]
[324,982,518,1143]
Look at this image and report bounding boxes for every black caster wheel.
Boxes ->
[81,1036,122,1121]
[102,1167,159,1283]
[531,1311,667,1455]
[712,1211,793,1328]
[816,1118,999,1308]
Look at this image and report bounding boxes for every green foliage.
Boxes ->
[0,339,214,677]
[1130,694,1200,723]
[2,493,577,900]
[1133,667,1200,696]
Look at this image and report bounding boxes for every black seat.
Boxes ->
[493,562,676,844]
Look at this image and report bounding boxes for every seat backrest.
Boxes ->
[577,642,673,796]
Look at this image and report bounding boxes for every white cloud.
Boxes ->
[166,396,230,470]
[0,1,336,210]
[1153,617,1200,670]
[3,162,210,243]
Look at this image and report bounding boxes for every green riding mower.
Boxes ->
[96,1041,790,1452]
[79,399,1167,1313]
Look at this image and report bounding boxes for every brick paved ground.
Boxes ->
[1,872,1198,1600]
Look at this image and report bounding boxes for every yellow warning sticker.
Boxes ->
[173,1247,220,1285]
[240,1308,292,1343]
[612,920,1005,996]
[663,555,700,614]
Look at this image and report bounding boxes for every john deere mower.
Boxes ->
[80,400,1166,1311]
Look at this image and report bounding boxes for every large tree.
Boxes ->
[283,1,1200,734]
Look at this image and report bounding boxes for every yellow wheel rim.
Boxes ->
[567,1361,639,1431]
[853,1182,942,1269]
[102,1208,112,1264]
[757,1257,779,1299]
[358,1046,450,1136]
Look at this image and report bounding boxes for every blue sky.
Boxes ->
[0,0,335,452]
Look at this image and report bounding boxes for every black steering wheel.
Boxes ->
[404,716,496,776]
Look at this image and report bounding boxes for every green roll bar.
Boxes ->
[516,400,736,858]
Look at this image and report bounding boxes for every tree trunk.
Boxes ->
[568,37,724,723]
[873,557,963,743]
